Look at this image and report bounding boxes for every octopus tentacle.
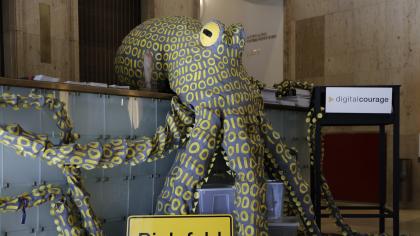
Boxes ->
[63,166,103,235]
[0,184,62,212]
[263,148,302,219]
[260,116,321,236]
[0,93,195,235]
[222,115,268,236]
[0,96,194,169]
[307,109,364,236]
[50,195,86,235]
[0,90,79,144]
[0,184,86,235]
[156,106,221,215]
[275,81,363,235]
[273,80,313,99]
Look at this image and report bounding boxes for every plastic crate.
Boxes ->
[198,186,235,214]
[266,181,284,220]
[198,181,284,218]
[268,216,299,236]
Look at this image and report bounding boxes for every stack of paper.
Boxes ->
[278,96,297,106]
[109,84,130,89]
[276,88,311,108]
[261,88,279,104]
[87,82,108,88]
[34,75,60,82]
[64,81,87,85]
[295,88,311,108]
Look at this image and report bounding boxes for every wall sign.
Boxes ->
[325,87,393,114]
[127,215,233,236]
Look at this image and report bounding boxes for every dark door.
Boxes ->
[78,0,141,84]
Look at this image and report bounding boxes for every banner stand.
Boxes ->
[311,85,400,235]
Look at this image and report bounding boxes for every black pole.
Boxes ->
[393,87,400,236]
[379,124,386,234]
[314,87,322,229]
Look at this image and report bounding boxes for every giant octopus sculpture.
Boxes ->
[0,16,363,236]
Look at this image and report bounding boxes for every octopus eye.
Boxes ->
[203,29,212,37]
[200,21,221,47]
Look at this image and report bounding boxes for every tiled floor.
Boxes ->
[322,209,420,235]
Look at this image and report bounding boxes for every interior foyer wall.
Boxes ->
[2,0,79,81]
[285,0,420,208]
[1,0,196,81]
[141,0,198,20]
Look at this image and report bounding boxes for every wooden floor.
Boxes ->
[321,209,420,235]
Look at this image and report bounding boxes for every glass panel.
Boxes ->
[105,95,132,137]
[39,91,68,185]
[283,111,297,145]
[292,112,310,181]
[101,181,129,219]
[103,220,126,236]
[2,230,35,236]
[0,187,38,234]
[40,161,66,186]
[38,203,56,230]
[3,87,42,133]
[154,152,176,205]
[79,135,104,181]
[129,96,156,184]
[297,139,310,182]
[83,181,104,218]
[36,228,59,236]
[103,95,132,179]
[40,90,72,143]
[264,109,312,182]
[0,87,40,235]
[2,89,41,185]
[70,93,105,136]
[1,87,43,188]
[154,99,174,205]
[295,112,307,138]
[103,165,130,183]
[131,97,156,137]
[2,148,39,186]
[155,99,171,127]
[128,175,154,215]
[265,108,285,136]
[129,97,156,215]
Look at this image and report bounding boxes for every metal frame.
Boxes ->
[310,85,400,235]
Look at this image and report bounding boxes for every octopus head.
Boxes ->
[198,20,246,61]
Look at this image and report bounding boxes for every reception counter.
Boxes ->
[0,77,309,235]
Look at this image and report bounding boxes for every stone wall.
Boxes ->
[1,0,197,81]
[2,0,79,81]
[141,0,198,20]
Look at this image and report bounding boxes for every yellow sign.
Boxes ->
[127,215,233,236]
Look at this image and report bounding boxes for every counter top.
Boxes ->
[0,77,174,99]
[264,103,309,112]
[0,77,308,112]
